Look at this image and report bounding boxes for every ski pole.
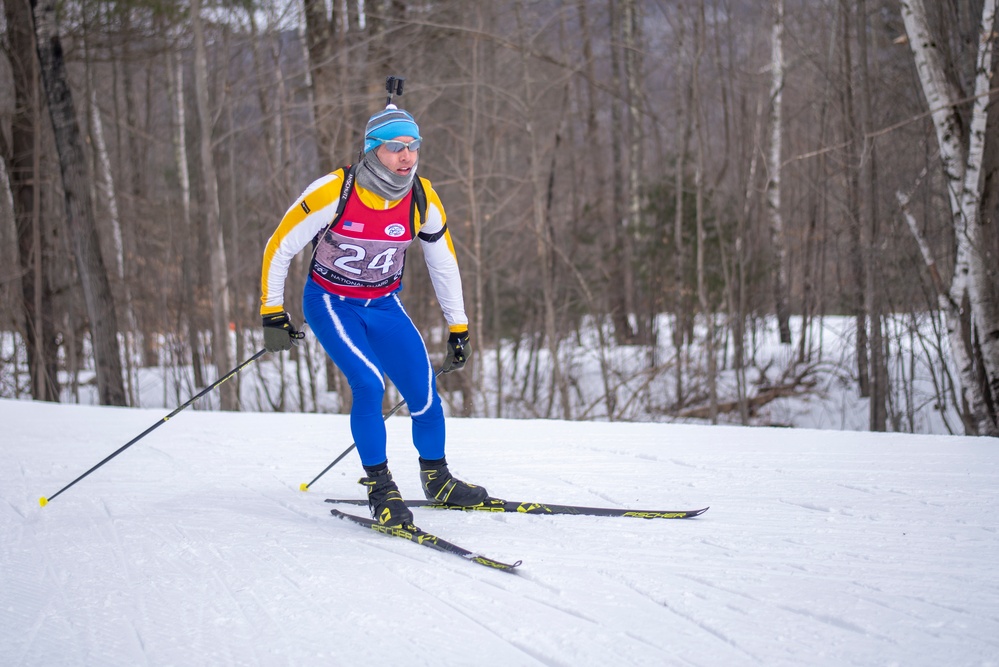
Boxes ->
[39,348,268,507]
[300,368,445,492]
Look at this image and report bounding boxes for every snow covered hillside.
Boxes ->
[2,398,997,666]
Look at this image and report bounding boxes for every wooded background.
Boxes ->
[1,0,998,436]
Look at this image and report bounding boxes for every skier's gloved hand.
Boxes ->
[262,312,304,352]
[442,330,471,373]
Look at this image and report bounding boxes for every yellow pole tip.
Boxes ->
[39,497,48,507]
[299,483,309,492]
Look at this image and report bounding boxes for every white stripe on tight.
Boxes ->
[392,294,434,416]
[323,294,385,390]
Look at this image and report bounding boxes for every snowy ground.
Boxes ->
[2,398,998,666]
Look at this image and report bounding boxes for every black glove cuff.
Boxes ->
[263,312,290,328]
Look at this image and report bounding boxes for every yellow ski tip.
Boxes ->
[299,483,309,492]
[39,497,48,507]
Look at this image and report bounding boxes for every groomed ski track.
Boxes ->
[3,399,998,666]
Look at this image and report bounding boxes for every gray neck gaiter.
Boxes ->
[356,150,416,201]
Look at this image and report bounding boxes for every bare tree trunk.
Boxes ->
[735,93,764,424]
[607,0,634,344]
[577,0,617,419]
[798,12,839,367]
[248,9,279,177]
[0,132,26,395]
[0,137,14,258]
[302,0,351,412]
[672,10,693,410]
[622,0,642,345]
[302,0,339,174]
[191,0,235,410]
[31,0,126,406]
[766,0,792,345]
[840,0,870,399]
[897,189,977,429]
[165,49,205,389]
[958,2,999,432]
[116,10,152,373]
[466,5,486,413]
[5,0,59,401]
[693,2,717,423]
[901,0,999,435]
[88,86,137,406]
[515,1,568,419]
[855,0,887,430]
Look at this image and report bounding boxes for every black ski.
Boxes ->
[329,509,522,572]
[326,497,709,520]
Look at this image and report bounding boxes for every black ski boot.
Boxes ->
[419,457,489,506]
[359,465,414,527]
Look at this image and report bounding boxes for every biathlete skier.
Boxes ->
[259,102,488,527]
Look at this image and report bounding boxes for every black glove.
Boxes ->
[442,330,471,373]
[262,312,304,352]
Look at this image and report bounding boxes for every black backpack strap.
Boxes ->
[311,164,357,250]
[334,164,358,228]
[411,177,443,242]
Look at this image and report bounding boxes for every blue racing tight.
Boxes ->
[302,278,445,467]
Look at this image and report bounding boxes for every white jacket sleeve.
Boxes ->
[417,180,468,331]
[260,171,343,315]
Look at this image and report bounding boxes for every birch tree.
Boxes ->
[622,0,642,344]
[88,87,137,405]
[766,0,791,345]
[900,0,999,436]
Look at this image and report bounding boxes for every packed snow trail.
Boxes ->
[2,398,998,666]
